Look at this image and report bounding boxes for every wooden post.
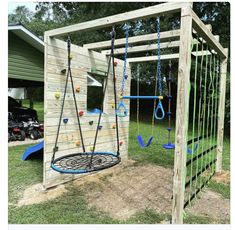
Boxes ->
[216,48,228,173]
[172,5,193,224]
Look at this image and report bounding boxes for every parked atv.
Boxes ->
[8,119,26,142]
[21,120,43,140]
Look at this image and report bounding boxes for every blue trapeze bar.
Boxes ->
[122,96,163,100]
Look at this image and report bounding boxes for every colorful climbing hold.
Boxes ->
[75,140,81,146]
[79,111,84,117]
[114,61,118,66]
[119,141,124,146]
[112,124,116,129]
[98,125,103,130]
[89,146,94,151]
[61,69,66,74]
[89,121,94,125]
[63,118,69,124]
[54,92,60,99]
[111,104,115,109]
[76,86,81,93]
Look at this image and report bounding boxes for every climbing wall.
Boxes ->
[44,37,131,189]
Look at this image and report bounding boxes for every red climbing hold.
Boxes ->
[119,141,123,146]
[79,111,84,117]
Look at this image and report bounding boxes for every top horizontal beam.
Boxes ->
[84,29,180,50]
[191,10,227,59]
[45,2,192,37]
[84,24,211,51]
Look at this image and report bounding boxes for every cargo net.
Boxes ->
[184,33,221,208]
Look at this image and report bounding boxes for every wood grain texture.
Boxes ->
[44,36,131,189]
[216,48,228,172]
[45,2,189,37]
[172,6,193,224]
[85,30,180,50]
[191,10,227,59]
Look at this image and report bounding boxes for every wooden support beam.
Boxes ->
[84,30,180,50]
[45,2,191,37]
[216,48,229,173]
[101,40,180,55]
[172,6,193,224]
[127,53,179,63]
[191,10,227,59]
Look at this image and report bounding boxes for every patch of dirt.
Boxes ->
[17,160,230,223]
[17,183,67,207]
[212,170,230,185]
[186,189,230,221]
[8,138,43,147]
[77,163,174,220]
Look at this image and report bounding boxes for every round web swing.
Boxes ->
[51,28,121,174]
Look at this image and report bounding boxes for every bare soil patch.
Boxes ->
[186,189,230,221]
[17,160,230,223]
[17,183,67,207]
[79,163,174,220]
[212,170,230,185]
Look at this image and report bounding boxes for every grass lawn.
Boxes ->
[8,102,230,224]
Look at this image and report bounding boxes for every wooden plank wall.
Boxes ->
[44,37,131,189]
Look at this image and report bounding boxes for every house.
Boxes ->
[8,24,102,91]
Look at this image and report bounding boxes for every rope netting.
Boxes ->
[184,33,221,208]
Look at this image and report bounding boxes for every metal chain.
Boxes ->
[156,17,162,95]
[121,24,130,96]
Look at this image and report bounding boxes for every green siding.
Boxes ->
[8,32,44,82]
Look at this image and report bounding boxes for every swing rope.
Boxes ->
[137,64,140,135]
[162,60,175,149]
[154,17,165,120]
[89,27,120,166]
[116,24,130,117]
[121,24,130,97]
[136,64,153,148]
[51,36,86,163]
[156,17,163,96]
[51,29,121,174]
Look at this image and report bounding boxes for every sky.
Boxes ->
[8,1,37,14]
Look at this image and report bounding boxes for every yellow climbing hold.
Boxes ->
[75,140,81,146]
[89,146,94,151]
[76,85,81,93]
[54,92,61,99]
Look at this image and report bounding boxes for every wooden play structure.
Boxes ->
[43,2,228,224]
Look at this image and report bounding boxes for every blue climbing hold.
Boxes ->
[63,118,69,124]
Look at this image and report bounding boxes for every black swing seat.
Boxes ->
[51,152,121,174]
